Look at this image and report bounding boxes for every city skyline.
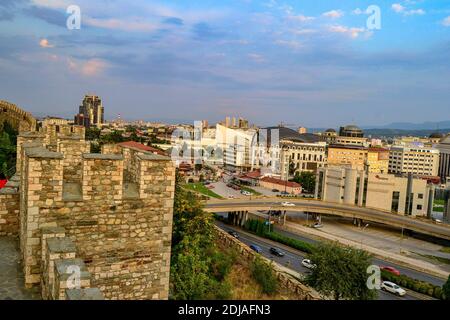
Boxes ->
[1,1,450,127]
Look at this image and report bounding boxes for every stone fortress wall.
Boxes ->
[0,122,176,300]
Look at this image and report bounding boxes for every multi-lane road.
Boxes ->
[206,198,450,241]
[215,220,441,300]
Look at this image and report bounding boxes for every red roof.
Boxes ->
[260,176,301,188]
[243,170,262,179]
[0,180,7,189]
[118,141,166,156]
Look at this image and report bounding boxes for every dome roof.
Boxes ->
[325,128,336,133]
[344,125,362,132]
[429,132,444,139]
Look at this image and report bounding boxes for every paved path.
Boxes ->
[0,236,40,300]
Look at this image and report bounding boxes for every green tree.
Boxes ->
[250,256,278,295]
[170,171,233,299]
[443,275,450,300]
[306,242,377,300]
[293,171,316,193]
[0,122,18,179]
[85,127,101,141]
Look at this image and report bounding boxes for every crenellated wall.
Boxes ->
[7,123,176,300]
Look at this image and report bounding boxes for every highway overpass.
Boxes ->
[204,198,450,241]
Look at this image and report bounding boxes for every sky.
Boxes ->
[1,0,450,128]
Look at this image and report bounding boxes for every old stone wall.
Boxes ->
[215,226,322,300]
[0,183,19,236]
[57,138,90,183]
[16,142,175,299]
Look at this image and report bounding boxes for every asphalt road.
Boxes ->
[216,220,427,301]
[206,198,450,241]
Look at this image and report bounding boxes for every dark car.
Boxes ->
[269,247,285,257]
[228,231,239,239]
[250,244,262,253]
[280,191,289,195]
[272,189,280,192]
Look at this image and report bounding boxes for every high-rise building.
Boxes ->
[74,95,104,128]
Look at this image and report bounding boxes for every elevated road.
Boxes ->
[205,198,450,241]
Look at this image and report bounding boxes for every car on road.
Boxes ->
[312,222,323,229]
[301,259,317,269]
[269,247,285,257]
[381,281,406,297]
[228,231,239,239]
[241,190,252,196]
[280,191,290,195]
[281,201,295,207]
[380,266,401,276]
[272,189,279,192]
[207,185,215,189]
[250,244,262,253]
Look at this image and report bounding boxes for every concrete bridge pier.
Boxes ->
[227,211,248,227]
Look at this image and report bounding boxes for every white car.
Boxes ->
[381,281,406,297]
[281,201,295,207]
[241,190,252,196]
[301,259,316,269]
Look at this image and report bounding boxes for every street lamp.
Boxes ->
[360,223,369,249]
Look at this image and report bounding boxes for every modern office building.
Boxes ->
[436,134,450,182]
[74,95,104,128]
[327,144,368,171]
[388,145,439,177]
[315,167,434,217]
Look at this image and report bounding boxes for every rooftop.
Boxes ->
[117,141,167,156]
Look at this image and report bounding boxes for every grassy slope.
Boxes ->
[184,182,223,199]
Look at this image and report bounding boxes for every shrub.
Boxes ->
[250,257,278,295]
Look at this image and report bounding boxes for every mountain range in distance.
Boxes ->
[365,120,450,131]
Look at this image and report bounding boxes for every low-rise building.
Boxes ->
[259,176,302,195]
[315,167,434,217]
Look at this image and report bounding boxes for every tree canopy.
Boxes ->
[306,242,377,300]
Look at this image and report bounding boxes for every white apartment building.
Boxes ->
[280,141,327,180]
[388,145,439,177]
[315,167,434,217]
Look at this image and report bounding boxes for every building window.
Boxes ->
[417,205,423,210]
[391,191,400,213]
[418,193,423,199]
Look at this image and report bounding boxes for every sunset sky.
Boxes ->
[1,0,450,127]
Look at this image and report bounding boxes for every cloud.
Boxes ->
[24,5,67,27]
[329,25,367,39]
[392,3,405,13]
[67,58,108,77]
[164,17,184,26]
[322,10,344,19]
[442,16,450,27]
[392,3,425,16]
[39,38,54,48]
[247,53,265,63]
[83,16,160,32]
[288,14,315,22]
